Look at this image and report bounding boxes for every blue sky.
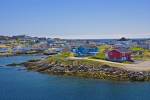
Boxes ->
[0,0,150,39]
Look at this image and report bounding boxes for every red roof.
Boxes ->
[107,49,131,59]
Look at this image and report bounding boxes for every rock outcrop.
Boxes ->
[21,59,150,81]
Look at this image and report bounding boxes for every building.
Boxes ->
[43,47,63,55]
[12,46,31,53]
[106,47,132,62]
[132,39,150,50]
[0,45,10,53]
[72,45,99,57]
[115,37,133,48]
[140,39,150,50]
[0,48,9,53]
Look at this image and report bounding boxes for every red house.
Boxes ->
[106,48,131,62]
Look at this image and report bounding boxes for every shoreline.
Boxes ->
[4,54,150,82]
[69,57,150,71]
[19,57,150,82]
[0,52,49,57]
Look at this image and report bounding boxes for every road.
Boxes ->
[68,57,150,71]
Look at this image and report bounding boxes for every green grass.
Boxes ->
[132,50,150,60]
[56,52,74,58]
[122,61,134,64]
[47,55,105,68]
[91,53,106,60]
[91,45,110,60]
[130,47,144,51]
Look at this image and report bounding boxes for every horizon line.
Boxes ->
[0,34,150,40]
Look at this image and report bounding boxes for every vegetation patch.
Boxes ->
[91,45,110,60]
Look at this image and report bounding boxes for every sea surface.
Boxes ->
[0,55,150,100]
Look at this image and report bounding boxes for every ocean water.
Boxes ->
[0,55,150,100]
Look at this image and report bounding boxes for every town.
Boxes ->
[1,0,150,99]
[0,35,150,63]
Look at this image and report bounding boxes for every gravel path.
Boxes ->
[68,57,150,71]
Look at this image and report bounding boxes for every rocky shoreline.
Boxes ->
[14,58,150,82]
[0,51,45,57]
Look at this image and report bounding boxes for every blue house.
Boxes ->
[0,48,9,53]
[72,45,99,57]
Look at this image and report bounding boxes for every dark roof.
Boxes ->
[118,37,129,41]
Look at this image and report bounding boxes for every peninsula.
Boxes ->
[1,35,150,81]
[21,51,150,82]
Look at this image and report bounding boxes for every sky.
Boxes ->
[0,0,150,39]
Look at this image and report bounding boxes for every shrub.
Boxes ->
[57,52,74,58]
[91,45,109,60]
[130,47,144,51]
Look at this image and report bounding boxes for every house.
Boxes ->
[12,46,31,53]
[139,39,150,50]
[0,45,10,53]
[43,48,61,55]
[106,47,132,62]
[0,48,9,53]
[32,42,49,51]
[0,40,7,44]
[72,45,99,57]
[115,37,133,48]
